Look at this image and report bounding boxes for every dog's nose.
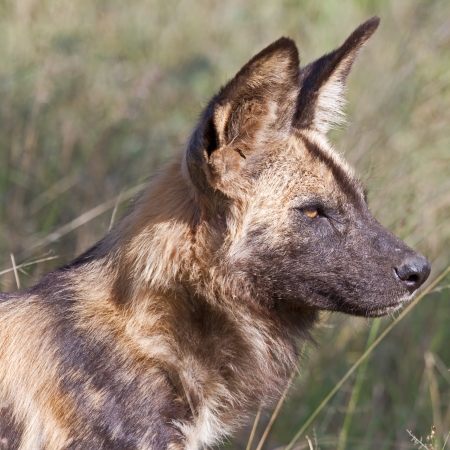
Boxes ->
[395,255,431,291]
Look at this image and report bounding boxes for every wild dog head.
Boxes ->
[184,17,430,318]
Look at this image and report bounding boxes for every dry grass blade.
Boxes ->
[255,368,298,450]
[255,344,306,450]
[0,256,59,277]
[430,353,450,385]
[109,188,124,232]
[22,184,144,257]
[425,353,443,439]
[30,173,79,215]
[337,318,381,450]
[246,407,262,450]
[407,430,429,449]
[284,265,450,450]
[10,253,20,289]
[443,431,450,449]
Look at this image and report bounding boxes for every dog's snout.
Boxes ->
[394,254,431,291]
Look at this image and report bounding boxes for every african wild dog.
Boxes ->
[0,16,430,449]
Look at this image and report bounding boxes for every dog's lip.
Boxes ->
[366,303,403,317]
[365,294,414,316]
[312,290,414,317]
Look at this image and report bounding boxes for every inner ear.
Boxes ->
[204,116,219,158]
[205,37,300,156]
[196,38,300,196]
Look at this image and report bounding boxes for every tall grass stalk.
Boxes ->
[284,265,450,450]
[0,256,59,277]
[246,407,262,450]
[254,344,307,450]
[21,183,144,258]
[443,431,450,449]
[426,352,444,447]
[255,369,298,450]
[10,253,20,289]
[336,318,381,450]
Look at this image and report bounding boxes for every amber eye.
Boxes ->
[303,208,319,218]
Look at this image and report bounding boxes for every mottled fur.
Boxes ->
[0,17,430,449]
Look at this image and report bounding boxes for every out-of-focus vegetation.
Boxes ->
[0,0,449,448]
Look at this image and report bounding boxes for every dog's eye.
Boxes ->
[302,207,319,219]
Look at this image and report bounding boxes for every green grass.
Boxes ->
[1,0,450,448]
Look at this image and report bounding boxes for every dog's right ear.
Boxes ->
[186,38,300,198]
[293,17,380,134]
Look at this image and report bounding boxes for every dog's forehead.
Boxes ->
[254,130,365,205]
[290,131,356,179]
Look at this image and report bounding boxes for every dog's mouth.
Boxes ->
[313,291,414,318]
[361,293,415,317]
[364,303,404,318]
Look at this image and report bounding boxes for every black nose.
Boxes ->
[395,255,431,291]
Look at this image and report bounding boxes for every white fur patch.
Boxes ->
[314,73,347,134]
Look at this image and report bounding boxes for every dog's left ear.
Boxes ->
[191,37,300,196]
[293,17,380,134]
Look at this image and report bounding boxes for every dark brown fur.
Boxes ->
[0,17,430,449]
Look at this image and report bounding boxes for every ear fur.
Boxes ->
[293,16,380,134]
[198,38,300,195]
[185,18,379,200]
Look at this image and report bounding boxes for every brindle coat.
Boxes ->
[0,17,430,449]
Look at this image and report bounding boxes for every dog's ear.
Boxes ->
[293,17,379,134]
[188,38,300,196]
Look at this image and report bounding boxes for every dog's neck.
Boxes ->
[66,155,317,447]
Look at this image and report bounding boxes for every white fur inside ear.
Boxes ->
[214,103,232,146]
[313,71,347,134]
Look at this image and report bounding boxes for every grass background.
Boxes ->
[0,0,449,448]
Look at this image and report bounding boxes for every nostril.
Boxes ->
[394,255,431,291]
[395,265,420,288]
[406,274,419,284]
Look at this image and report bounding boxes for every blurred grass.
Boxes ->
[0,0,449,448]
